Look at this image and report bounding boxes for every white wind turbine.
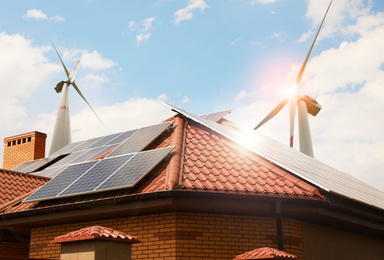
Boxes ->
[49,43,103,156]
[254,1,332,158]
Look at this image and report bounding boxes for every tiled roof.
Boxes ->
[180,122,322,198]
[0,116,323,214]
[0,169,49,206]
[234,247,297,259]
[51,226,140,244]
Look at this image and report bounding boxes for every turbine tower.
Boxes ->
[49,43,103,156]
[254,1,332,158]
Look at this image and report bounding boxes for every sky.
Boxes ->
[0,0,383,191]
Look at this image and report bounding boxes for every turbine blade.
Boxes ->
[69,60,81,83]
[52,42,70,79]
[72,82,105,126]
[288,96,297,147]
[254,98,288,130]
[295,0,332,86]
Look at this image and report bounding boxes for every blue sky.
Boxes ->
[0,0,383,191]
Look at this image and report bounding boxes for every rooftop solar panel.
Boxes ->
[24,161,98,202]
[87,132,122,149]
[97,146,174,191]
[12,160,38,172]
[23,146,174,202]
[70,136,104,152]
[32,165,68,178]
[201,110,232,122]
[164,102,384,211]
[67,147,107,165]
[21,157,59,173]
[106,121,173,158]
[104,129,137,146]
[50,141,85,157]
[47,151,88,168]
[59,154,135,196]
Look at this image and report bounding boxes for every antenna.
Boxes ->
[254,0,332,157]
[49,43,104,156]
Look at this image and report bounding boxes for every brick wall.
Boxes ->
[0,241,30,257]
[3,131,47,170]
[29,212,303,260]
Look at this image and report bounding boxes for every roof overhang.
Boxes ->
[1,190,384,239]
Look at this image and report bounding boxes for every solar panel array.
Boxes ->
[24,146,174,202]
[13,121,174,176]
[164,103,384,211]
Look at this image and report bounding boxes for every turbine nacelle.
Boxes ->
[296,95,321,117]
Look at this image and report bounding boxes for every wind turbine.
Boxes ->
[254,1,332,158]
[49,43,103,156]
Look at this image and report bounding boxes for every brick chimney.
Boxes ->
[3,131,47,170]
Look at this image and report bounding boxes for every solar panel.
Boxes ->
[97,146,174,191]
[47,151,88,168]
[24,161,98,202]
[32,166,68,178]
[68,146,108,165]
[12,160,38,172]
[50,141,85,157]
[87,132,122,149]
[70,136,104,152]
[59,154,135,196]
[164,103,384,211]
[106,121,173,158]
[21,157,59,173]
[104,129,137,146]
[201,110,232,122]
[23,146,174,202]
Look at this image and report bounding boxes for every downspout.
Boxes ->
[166,115,186,190]
[275,199,284,251]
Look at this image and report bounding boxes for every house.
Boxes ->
[1,104,384,260]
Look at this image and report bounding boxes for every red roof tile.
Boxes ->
[0,169,49,206]
[51,226,140,244]
[234,247,297,259]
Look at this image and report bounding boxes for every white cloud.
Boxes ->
[297,30,313,43]
[182,96,190,105]
[23,9,64,22]
[85,73,109,83]
[143,17,156,31]
[271,31,287,43]
[136,33,151,45]
[129,17,157,45]
[58,48,116,70]
[236,90,249,101]
[80,50,116,70]
[230,37,242,46]
[174,0,209,24]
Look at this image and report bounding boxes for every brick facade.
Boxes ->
[3,131,47,170]
[29,212,303,260]
[0,241,30,257]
